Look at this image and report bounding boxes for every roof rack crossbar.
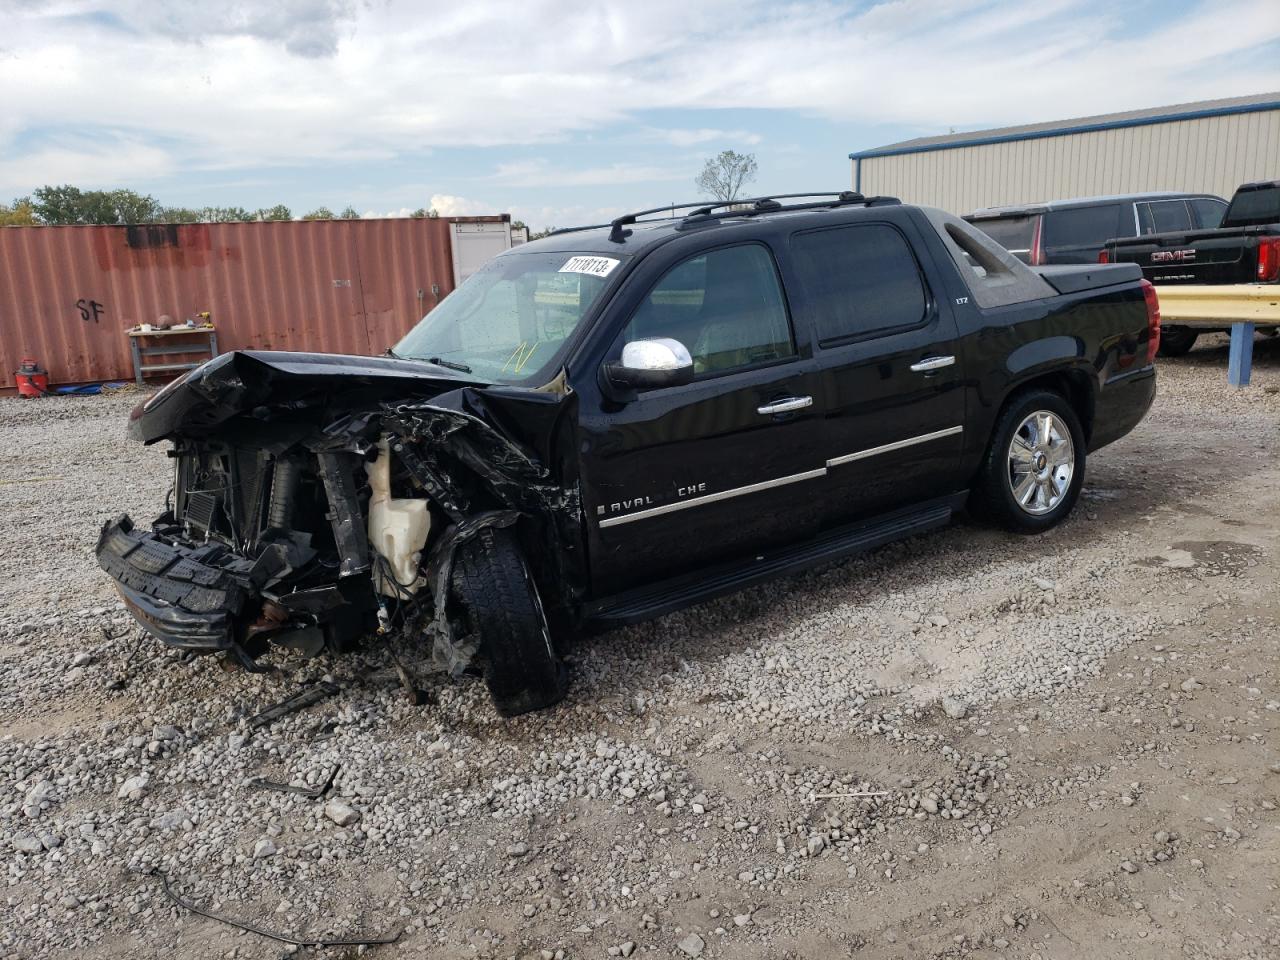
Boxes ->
[550,192,901,240]
[676,193,900,230]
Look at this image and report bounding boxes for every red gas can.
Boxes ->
[15,357,49,398]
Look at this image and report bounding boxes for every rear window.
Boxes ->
[969,215,1037,257]
[1042,204,1123,256]
[1224,185,1280,227]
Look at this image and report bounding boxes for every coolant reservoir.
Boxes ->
[366,440,431,597]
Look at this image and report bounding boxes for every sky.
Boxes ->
[2,0,1279,230]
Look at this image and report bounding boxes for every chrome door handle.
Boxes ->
[910,355,956,373]
[757,396,813,416]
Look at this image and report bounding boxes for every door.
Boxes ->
[579,242,828,596]
[784,220,965,528]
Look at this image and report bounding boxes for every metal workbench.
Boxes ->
[127,326,218,386]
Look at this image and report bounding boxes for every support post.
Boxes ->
[130,336,143,387]
[1227,322,1254,387]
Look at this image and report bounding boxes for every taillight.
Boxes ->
[1097,249,1110,264]
[1258,237,1280,282]
[1029,216,1045,266]
[1141,279,1161,364]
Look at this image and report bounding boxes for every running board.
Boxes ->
[583,494,963,630]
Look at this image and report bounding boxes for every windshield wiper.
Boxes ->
[390,350,473,374]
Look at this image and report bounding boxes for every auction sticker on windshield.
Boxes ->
[559,256,620,278]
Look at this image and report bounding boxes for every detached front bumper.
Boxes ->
[96,516,254,651]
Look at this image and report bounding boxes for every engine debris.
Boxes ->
[151,869,401,948]
[247,681,341,730]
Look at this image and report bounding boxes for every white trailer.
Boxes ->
[450,219,514,285]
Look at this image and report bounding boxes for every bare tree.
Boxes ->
[695,150,758,203]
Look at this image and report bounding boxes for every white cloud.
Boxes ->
[640,127,764,147]
[0,133,176,192]
[2,0,1279,195]
[490,160,687,188]
[427,194,491,216]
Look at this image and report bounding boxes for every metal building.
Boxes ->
[850,92,1280,215]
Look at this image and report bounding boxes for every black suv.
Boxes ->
[99,193,1158,715]
[965,192,1227,265]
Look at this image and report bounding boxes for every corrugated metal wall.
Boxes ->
[0,218,457,390]
[855,109,1280,214]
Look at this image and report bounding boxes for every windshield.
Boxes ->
[394,251,623,383]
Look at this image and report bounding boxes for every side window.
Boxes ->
[626,244,795,376]
[1041,204,1124,255]
[1137,200,1193,235]
[1190,198,1227,229]
[790,223,928,345]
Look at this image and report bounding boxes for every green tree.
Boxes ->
[198,206,254,222]
[256,204,292,221]
[410,207,428,219]
[428,208,439,218]
[529,225,558,240]
[159,206,202,223]
[31,185,162,224]
[338,205,361,219]
[0,197,38,226]
[302,207,335,220]
[694,150,758,203]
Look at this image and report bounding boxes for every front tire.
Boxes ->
[973,390,1086,533]
[453,527,567,717]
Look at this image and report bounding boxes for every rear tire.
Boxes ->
[973,390,1086,534]
[1157,326,1198,357]
[454,527,567,717]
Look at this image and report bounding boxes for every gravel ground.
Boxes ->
[2,334,1279,960]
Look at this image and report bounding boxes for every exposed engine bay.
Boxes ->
[96,350,580,675]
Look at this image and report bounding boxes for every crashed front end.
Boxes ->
[96,350,579,671]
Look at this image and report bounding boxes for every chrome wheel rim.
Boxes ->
[1008,410,1074,516]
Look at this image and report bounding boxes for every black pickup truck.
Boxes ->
[97,192,1158,715]
[1103,179,1280,355]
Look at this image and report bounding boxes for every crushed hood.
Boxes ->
[128,350,481,444]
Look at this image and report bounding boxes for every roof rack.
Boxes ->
[550,191,901,243]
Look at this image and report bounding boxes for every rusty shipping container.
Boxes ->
[0,217,461,391]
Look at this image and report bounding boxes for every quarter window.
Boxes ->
[1189,198,1227,229]
[789,223,928,345]
[625,244,795,376]
[1137,200,1193,235]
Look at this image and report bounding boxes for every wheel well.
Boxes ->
[1005,370,1095,443]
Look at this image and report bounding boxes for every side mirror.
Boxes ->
[605,337,695,390]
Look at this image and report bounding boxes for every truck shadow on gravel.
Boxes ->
[565,422,1270,710]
